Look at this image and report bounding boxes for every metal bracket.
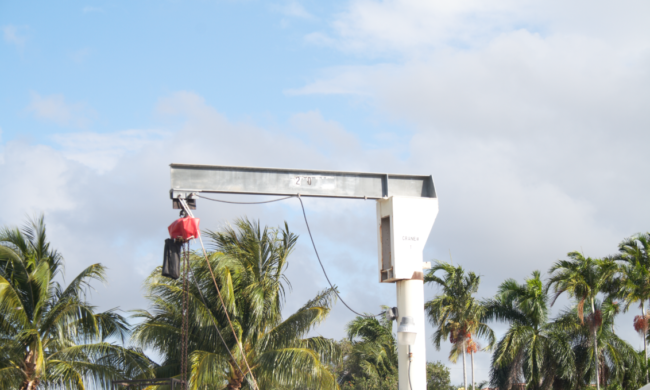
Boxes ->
[171,190,196,210]
[385,307,399,322]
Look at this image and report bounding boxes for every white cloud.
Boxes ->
[0,91,388,319]
[0,127,4,164]
[3,1,648,383]
[286,65,379,95]
[292,0,650,381]
[52,130,169,173]
[2,87,648,383]
[26,92,97,128]
[310,0,650,57]
[3,25,27,48]
[289,110,361,153]
[277,1,314,19]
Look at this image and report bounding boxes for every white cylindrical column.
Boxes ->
[396,279,426,390]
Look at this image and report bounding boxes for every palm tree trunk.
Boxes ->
[226,361,245,390]
[641,300,649,383]
[463,348,468,390]
[19,380,38,390]
[592,298,600,390]
[19,382,31,390]
[20,351,37,390]
[226,376,244,390]
[471,351,475,390]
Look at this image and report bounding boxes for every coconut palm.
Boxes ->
[132,218,340,389]
[484,271,575,390]
[0,216,153,390]
[425,262,494,390]
[554,299,643,388]
[613,232,650,383]
[337,314,398,386]
[546,252,618,390]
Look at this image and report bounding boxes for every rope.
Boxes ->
[177,197,260,390]
[181,243,190,389]
[187,264,250,386]
[197,233,260,390]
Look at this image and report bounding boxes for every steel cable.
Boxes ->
[295,195,384,318]
[181,243,189,389]
[197,233,260,390]
[192,193,383,318]
[178,198,260,390]
[195,194,294,204]
[186,255,250,388]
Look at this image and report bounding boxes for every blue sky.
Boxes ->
[1,1,408,149]
[2,0,650,385]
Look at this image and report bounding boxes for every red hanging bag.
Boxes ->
[168,217,200,241]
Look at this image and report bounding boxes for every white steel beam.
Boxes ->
[169,163,436,200]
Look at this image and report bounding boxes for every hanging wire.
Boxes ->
[193,193,384,318]
[181,243,190,389]
[295,195,384,319]
[177,198,260,390]
[196,234,260,390]
[195,194,294,204]
[186,252,251,387]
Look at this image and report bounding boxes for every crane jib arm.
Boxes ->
[169,164,436,201]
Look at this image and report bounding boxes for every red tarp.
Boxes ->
[168,217,200,241]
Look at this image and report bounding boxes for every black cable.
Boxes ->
[195,194,294,204]
[186,261,250,386]
[194,192,384,319]
[296,196,384,319]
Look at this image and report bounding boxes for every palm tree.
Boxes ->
[546,252,618,390]
[554,299,643,388]
[484,271,575,389]
[337,314,398,386]
[464,338,479,390]
[0,216,153,390]
[132,218,340,389]
[425,262,494,390]
[614,233,650,383]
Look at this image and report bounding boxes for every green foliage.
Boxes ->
[484,271,575,390]
[0,216,153,390]
[132,218,340,389]
[427,361,454,390]
[612,233,650,382]
[547,252,617,322]
[340,373,398,390]
[335,314,398,388]
[425,262,495,355]
[425,262,494,389]
[547,252,619,390]
[554,300,644,388]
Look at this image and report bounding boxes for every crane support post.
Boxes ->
[170,164,436,200]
